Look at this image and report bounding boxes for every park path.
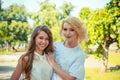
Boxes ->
[0,52,24,80]
[0,52,115,80]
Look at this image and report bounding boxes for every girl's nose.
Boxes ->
[42,39,46,43]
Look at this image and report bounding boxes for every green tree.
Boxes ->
[79,0,120,72]
[30,0,60,27]
[30,0,61,41]
[79,7,91,23]
[61,2,74,18]
[0,4,30,51]
[30,1,74,41]
[0,0,1,11]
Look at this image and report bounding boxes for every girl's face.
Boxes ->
[62,22,78,42]
[35,31,49,53]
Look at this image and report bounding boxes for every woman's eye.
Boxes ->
[70,29,75,31]
[63,28,75,32]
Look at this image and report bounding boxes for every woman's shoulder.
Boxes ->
[54,41,63,46]
[76,47,86,56]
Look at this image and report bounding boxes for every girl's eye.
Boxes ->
[39,36,43,39]
[39,36,49,41]
[46,38,49,40]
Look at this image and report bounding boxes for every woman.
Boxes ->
[10,25,54,80]
[47,16,87,80]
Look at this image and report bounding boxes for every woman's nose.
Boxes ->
[66,30,70,35]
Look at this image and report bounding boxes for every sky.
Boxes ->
[2,0,111,17]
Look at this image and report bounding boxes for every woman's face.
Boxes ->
[62,22,78,42]
[35,30,49,53]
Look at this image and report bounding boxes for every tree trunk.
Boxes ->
[100,44,108,72]
[6,41,11,52]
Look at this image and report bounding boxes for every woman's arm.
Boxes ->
[47,53,76,80]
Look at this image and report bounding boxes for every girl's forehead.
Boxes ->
[37,31,47,36]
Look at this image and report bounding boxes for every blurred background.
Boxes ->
[0,0,120,80]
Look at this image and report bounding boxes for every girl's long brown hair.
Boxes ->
[21,25,54,79]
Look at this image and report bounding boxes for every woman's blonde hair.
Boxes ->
[60,16,87,43]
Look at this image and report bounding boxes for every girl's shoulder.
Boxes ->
[18,53,30,69]
[19,53,29,63]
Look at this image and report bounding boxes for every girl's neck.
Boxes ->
[35,49,44,55]
[64,41,78,48]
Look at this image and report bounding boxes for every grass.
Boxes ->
[85,68,120,80]
[0,49,14,55]
[108,52,120,65]
[87,52,120,65]
[85,52,120,80]
[0,47,25,55]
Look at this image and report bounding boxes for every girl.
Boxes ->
[11,25,54,80]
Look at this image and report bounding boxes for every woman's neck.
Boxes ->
[64,41,78,48]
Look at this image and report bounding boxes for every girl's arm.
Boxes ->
[10,56,28,80]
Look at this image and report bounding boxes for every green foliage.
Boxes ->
[0,4,31,52]
[9,20,31,41]
[79,7,91,22]
[83,3,120,71]
[51,26,61,41]
[0,0,75,52]
[104,0,120,47]
[0,4,27,22]
[30,0,74,28]
[61,2,74,18]
[30,0,74,42]
[0,21,8,42]
[80,42,89,53]
[0,4,30,42]
[79,0,120,55]
[30,1,60,28]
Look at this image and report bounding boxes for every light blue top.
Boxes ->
[51,42,86,80]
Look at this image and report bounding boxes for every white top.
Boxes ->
[51,42,86,80]
[30,51,52,80]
